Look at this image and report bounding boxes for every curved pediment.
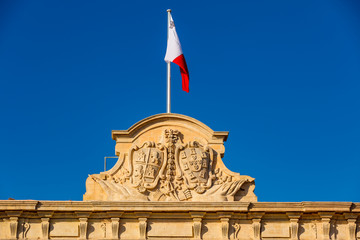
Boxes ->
[84,113,257,202]
[112,114,228,156]
[113,113,223,139]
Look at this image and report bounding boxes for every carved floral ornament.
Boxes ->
[87,128,256,202]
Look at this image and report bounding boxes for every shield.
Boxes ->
[179,147,209,183]
[132,147,164,186]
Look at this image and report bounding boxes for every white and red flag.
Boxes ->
[164,13,189,92]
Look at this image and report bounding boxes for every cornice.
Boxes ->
[0,200,38,210]
[0,201,358,214]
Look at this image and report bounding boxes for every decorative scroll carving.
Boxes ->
[311,223,317,239]
[232,223,240,239]
[101,223,106,238]
[22,220,30,239]
[87,128,255,202]
[330,219,336,240]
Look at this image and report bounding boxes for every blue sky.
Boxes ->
[0,0,359,202]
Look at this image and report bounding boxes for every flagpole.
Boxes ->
[167,9,171,113]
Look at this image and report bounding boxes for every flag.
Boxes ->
[164,13,189,92]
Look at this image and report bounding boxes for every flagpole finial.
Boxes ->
[167,9,171,12]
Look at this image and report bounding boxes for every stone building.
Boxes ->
[0,114,359,239]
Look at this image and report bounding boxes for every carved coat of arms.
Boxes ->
[129,142,166,192]
[89,128,254,202]
[178,142,213,194]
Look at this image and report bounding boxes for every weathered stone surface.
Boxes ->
[0,201,359,239]
[83,113,257,202]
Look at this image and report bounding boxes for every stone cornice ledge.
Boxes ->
[302,202,353,212]
[0,201,358,213]
[250,202,354,212]
[0,201,250,212]
[0,200,38,210]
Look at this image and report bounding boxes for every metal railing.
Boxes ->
[104,156,118,171]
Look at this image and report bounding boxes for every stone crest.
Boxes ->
[84,114,257,202]
[129,142,165,192]
[179,141,212,194]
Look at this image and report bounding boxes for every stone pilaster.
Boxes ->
[138,218,147,240]
[79,218,88,240]
[319,212,334,240]
[136,212,150,240]
[9,217,19,240]
[76,212,91,240]
[252,219,261,240]
[287,212,302,240]
[111,218,120,239]
[108,212,123,239]
[249,213,264,240]
[40,218,50,240]
[38,211,53,240]
[344,213,358,240]
[191,212,205,240]
[218,212,232,240]
[6,211,22,240]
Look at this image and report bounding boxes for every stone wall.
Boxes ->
[0,200,359,240]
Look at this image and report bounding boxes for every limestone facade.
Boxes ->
[1,113,359,239]
[0,201,359,239]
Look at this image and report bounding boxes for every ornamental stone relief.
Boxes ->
[84,114,257,202]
